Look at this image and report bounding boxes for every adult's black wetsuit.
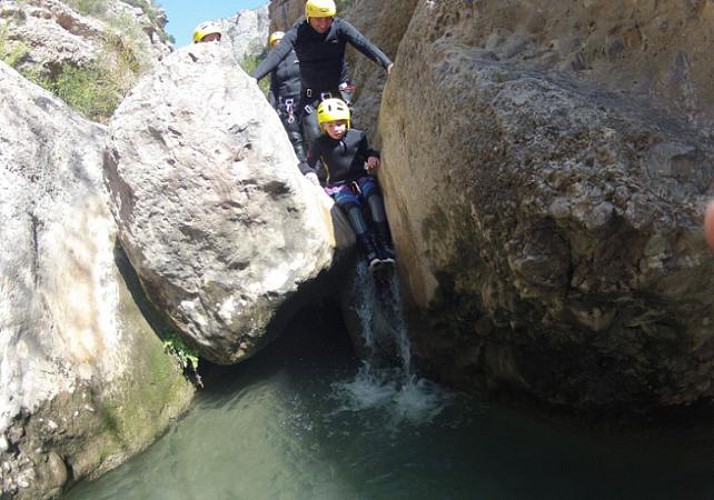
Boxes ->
[269,49,305,161]
[254,17,392,146]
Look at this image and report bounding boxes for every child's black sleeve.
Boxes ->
[358,132,379,159]
[298,139,320,175]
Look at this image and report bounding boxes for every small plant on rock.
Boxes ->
[163,332,204,388]
[0,22,29,69]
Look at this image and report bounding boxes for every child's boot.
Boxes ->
[375,222,396,265]
[357,233,382,272]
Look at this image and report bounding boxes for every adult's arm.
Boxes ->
[253,29,296,81]
[268,71,279,109]
[339,20,392,70]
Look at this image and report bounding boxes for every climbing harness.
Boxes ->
[304,89,335,115]
[283,98,296,124]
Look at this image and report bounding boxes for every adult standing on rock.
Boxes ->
[266,30,307,162]
[253,0,393,154]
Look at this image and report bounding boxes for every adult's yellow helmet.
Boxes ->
[269,31,285,47]
[317,98,350,130]
[305,0,336,19]
[192,21,222,43]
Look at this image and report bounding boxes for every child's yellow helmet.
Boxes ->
[268,31,285,47]
[317,98,350,130]
[305,0,336,19]
[192,21,222,43]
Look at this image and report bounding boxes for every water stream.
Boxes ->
[65,275,714,499]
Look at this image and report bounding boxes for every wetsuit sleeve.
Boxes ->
[253,29,296,81]
[340,59,350,84]
[339,20,392,69]
[268,72,278,109]
[299,140,321,175]
[358,132,380,159]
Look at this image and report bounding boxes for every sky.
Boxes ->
[158,0,268,48]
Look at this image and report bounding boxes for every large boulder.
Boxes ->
[379,1,714,413]
[467,0,714,131]
[105,42,352,366]
[0,61,193,499]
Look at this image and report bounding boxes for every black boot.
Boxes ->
[375,222,396,265]
[357,233,382,272]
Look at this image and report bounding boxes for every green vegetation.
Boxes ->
[163,332,203,388]
[63,0,109,17]
[0,22,29,69]
[31,18,148,122]
[240,52,270,96]
[1,0,172,122]
[38,64,122,121]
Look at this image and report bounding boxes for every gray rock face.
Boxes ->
[0,61,193,499]
[267,0,302,32]
[342,0,418,140]
[105,43,351,365]
[223,5,271,62]
[379,1,714,412]
[0,0,172,77]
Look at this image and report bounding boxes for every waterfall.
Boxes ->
[333,260,452,426]
[352,260,411,374]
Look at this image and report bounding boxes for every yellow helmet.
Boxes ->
[192,21,222,43]
[268,31,285,47]
[317,98,350,130]
[305,0,336,19]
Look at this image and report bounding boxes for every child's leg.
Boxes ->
[330,185,381,269]
[357,177,396,262]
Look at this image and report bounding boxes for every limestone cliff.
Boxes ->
[375,0,714,414]
[0,61,194,499]
[222,5,271,62]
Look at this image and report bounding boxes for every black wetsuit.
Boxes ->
[300,128,394,263]
[269,49,304,161]
[254,17,392,147]
[299,129,378,185]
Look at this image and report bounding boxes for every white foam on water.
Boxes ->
[337,255,455,426]
[331,362,454,427]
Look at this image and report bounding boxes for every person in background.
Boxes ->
[192,21,222,43]
[253,0,393,150]
[267,31,306,162]
[265,29,357,163]
[300,98,396,272]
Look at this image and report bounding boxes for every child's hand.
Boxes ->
[365,156,380,173]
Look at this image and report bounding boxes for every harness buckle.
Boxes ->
[320,92,332,101]
[306,88,313,98]
[350,180,362,195]
[284,98,295,123]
